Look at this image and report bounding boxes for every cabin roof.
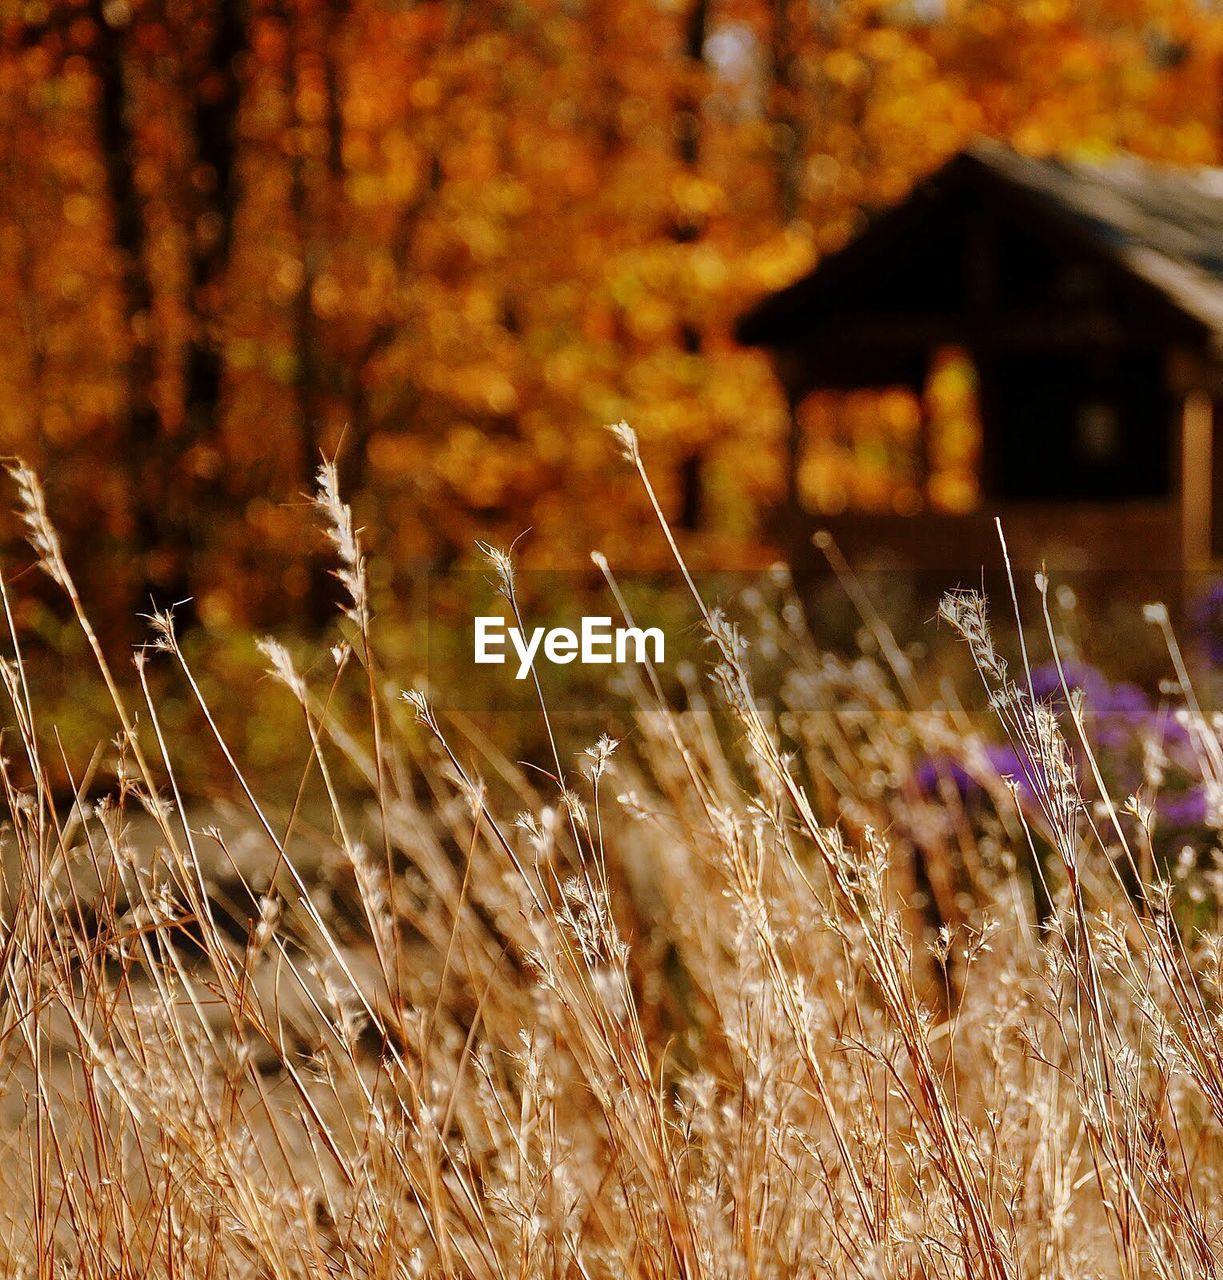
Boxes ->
[736,140,1223,351]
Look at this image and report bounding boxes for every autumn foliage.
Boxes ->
[0,0,1219,629]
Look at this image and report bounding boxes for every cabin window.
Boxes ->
[1076,401,1121,462]
[795,389,924,515]
[924,347,982,511]
[792,346,982,516]
[986,350,1173,502]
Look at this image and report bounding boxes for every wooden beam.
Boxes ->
[773,350,808,532]
[799,307,1132,351]
[1168,348,1223,397]
[1181,390,1212,569]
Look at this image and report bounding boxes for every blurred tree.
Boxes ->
[87,0,160,594]
[175,0,248,613]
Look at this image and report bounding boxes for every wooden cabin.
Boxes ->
[736,141,1223,573]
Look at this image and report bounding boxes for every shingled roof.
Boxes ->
[736,140,1223,351]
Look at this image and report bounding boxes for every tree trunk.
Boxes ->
[90,0,164,621]
[171,0,249,616]
[673,0,709,533]
[282,0,337,626]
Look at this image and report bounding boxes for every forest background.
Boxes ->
[4,0,1219,626]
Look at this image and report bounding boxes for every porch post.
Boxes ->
[915,397,932,506]
[773,351,806,517]
[1180,390,1212,570]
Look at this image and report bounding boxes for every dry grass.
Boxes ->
[0,433,1221,1278]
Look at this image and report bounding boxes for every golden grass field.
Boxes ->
[1,430,1222,1278]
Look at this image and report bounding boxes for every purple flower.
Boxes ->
[1157,712,1192,750]
[913,744,1042,807]
[1157,787,1208,829]
[1094,681,1153,750]
[985,742,1042,805]
[913,755,975,799]
[1029,660,1155,753]
[1029,660,1108,708]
